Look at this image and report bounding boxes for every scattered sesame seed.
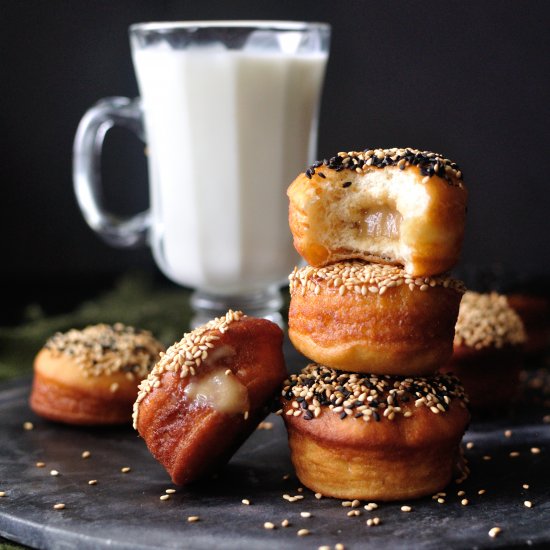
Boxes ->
[36,462,45,468]
[50,470,59,477]
[300,511,311,518]
[297,529,310,536]
[364,502,378,511]
[478,489,486,495]
[0,492,6,497]
[23,422,34,431]
[188,516,200,523]
[509,451,520,458]
[342,501,352,507]
[319,547,331,550]
[264,522,275,530]
[224,369,232,376]
[282,474,290,480]
[257,422,273,430]
[457,490,466,497]
[159,494,170,501]
[466,442,474,449]
[88,480,97,485]
[53,503,65,510]
[315,493,323,499]
[461,499,469,506]
[351,499,361,508]
[81,451,91,459]
[454,292,525,350]
[366,517,381,526]
[543,415,550,424]
[335,545,345,550]
[165,489,176,494]
[504,430,512,438]
[524,500,533,508]
[242,499,250,505]
[531,447,541,454]
[133,311,245,428]
[347,510,361,517]
[488,527,501,538]
[483,455,492,461]
[243,411,249,420]
[297,487,304,493]
[281,519,290,528]
[401,505,412,512]
[121,467,131,473]
[523,484,530,489]
[437,498,445,504]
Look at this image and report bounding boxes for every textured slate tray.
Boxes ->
[0,369,549,550]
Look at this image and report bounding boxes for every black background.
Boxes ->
[2,0,549,297]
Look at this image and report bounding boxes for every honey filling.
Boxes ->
[358,206,402,240]
[184,368,249,415]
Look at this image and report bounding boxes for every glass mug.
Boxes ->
[73,21,330,326]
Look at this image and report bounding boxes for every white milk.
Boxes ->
[132,47,327,294]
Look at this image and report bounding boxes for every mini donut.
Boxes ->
[30,323,164,425]
[507,293,549,357]
[280,364,470,501]
[288,261,465,376]
[288,147,467,277]
[441,291,526,410]
[133,311,286,485]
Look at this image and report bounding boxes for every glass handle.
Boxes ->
[73,96,150,247]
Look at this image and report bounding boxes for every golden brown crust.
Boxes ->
[135,314,287,485]
[442,344,523,411]
[281,366,469,500]
[30,349,149,425]
[288,263,464,375]
[288,150,467,277]
[29,324,164,425]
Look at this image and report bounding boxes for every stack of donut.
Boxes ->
[281,147,471,500]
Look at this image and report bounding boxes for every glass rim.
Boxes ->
[129,20,331,34]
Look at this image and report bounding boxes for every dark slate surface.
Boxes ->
[0,372,549,550]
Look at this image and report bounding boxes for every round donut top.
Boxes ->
[454,291,526,350]
[289,262,466,297]
[133,310,245,429]
[281,364,468,422]
[43,323,164,379]
[305,147,464,187]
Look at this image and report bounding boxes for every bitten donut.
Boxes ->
[289,262,465,376]
[441,291,526,410]
[280,364,470,501]
[288,147,467,277]
[133,311,287,485]
[30,323,164,425]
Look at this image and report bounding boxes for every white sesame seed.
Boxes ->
[188,516,200,523]
[504,430,512,437]
[335,545,345,550]
[461,499,469,506]
[36,462,45,468]
[160,494,170,501]
[242,499,250,505]
[281,519,290,527]
[523,484,530,489]
[300,511,311,518]
[478,489,486,495]
[81,451,91,459]
[466,441,474,449]
[88,480,97,485]
[23,422,34,431]
[524,500,533,508]
[351,499,361,508]
[347,510,361,517]
[483,455,492,461]
[264,522,275,530]
[297,529,310,536]
[531,447,541,454]
[165,489,176,494]
[50,470,59,476]
[121,467,131,473]
[437,498,445,504]
[53,503,65,510]
[401,505,412,512]
[315,493,323,499]
[457,490,466,496]
[0,492,6,497]
[488,527,501,538]
[509,451,520,458]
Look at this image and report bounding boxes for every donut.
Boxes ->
[441,291,526,410]
[133,311,287,485]
[288,147,467,277]
[507,293,549,357]
[288,261,465,376]
[30,323,164,425]
[280,364,470,501]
